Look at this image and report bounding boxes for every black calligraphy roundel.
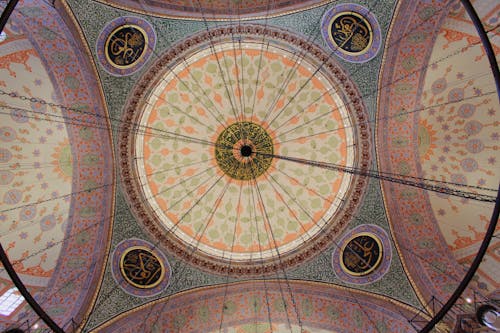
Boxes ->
[340,233,382,276]
[321,4,381,63]
[329,12,373,55]
[97,17,156,76]
[120,246,165,288]
[105,25,147,68]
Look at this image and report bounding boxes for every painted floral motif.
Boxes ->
[211,323,317,333]
[417,119,438,161]
[377,0,499,304]
[0,28,72,280]
[96,281,428,332]
[0,2,114,330]
[0,49,36,77]
[139,41,355,261]
[51,139,73,182]
[94,0,330,19]
[417,3,499,293]
[121,25,370,275]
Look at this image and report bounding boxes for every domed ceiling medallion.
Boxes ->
[105,25,147,68]
[332,224,392,284]
[96,16,156,76]
[112,239,171,297]
[321,3,382,63]
[120,25,372,276]
[340,233,383,276]
[215,122,273,181]
[120,247,165,289]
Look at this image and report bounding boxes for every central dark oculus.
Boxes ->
[215,122,273,181]
[240,145,253,157]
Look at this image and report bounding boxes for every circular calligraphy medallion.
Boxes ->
[112,239,171,297]
[97,17,156,76]
[120,246,165,289]
[332,224,392,284]
[120,25,372,276]
[105,25,147,69]
[321,4,381,63]
[215,122,273,181]
[329,12,372,55]
[340,233,382,276]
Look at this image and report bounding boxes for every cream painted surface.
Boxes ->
[135,41,355,261]
[0,26,72,284]
[418,2,499,292]
[209,323,335,333]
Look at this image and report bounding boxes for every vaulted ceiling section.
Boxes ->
[0,0,498,332]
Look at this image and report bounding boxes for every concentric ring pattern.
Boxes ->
[120,25,371,275]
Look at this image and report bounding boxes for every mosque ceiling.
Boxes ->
[0,0,497,332]
[377,0,499,305]
[118,23,372,276]
[90,0,333,20]
[419,1,499,294]
[0,0,114,329]
[94,281,432,332]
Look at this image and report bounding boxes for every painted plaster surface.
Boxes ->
[417,0,499,294]
[0,0,114,329]
[208,323,333,333]
[0,20,71,285]
[137,41,354,261]
[95,281,427,333]
[377,0,499,306]
[62,0,425,330]
[92,0,332,19]
[119,24,373,276]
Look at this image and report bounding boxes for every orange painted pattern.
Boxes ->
[139,44,352,259]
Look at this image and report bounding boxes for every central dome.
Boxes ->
[120,25,371,275]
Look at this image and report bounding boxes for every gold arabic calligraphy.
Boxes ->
[331,14,371,53]
[215,122,273,181]
[342,234,381,276]
[107,26,146,67]
[121,248,164,288]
